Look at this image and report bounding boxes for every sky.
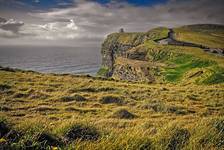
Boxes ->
[0,0,224,47]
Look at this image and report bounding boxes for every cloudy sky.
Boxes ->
[0,0,224,47]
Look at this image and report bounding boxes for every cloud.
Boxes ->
[30,0,224,31]
[0,18,24,33]
[0,28,19,38]
[0,0,223,46]
[19,19,83,40]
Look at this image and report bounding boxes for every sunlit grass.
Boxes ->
[0,68,223,149]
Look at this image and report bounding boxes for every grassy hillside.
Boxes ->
[173,24,224,48]
[144,40,224,84]
[0,68,224,149]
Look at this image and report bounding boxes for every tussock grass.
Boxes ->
[0,69,223,149]
[99,95,124,105]
[60,94,87,102]
[64,124,100,141]
[112,109,136,119]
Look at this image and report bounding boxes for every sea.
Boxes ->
[0,45,101,75]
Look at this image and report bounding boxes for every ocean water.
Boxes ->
[0,45,101,75]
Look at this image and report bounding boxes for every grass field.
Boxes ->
[174,24,224,48]
[0,68,223,149]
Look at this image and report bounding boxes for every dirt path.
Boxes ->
[155,29,224,56]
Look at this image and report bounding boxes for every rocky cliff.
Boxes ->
[98,25,224,84]
[98,27,169,82]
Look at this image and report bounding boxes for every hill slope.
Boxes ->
[98,24,224,84]
[0,67,223,149]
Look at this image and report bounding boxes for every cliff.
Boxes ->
[98,25,224,84]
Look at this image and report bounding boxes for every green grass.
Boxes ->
[164,54,215,82]
[142,39,224,84]
[202,66,224,84]
[146,27,169,40]
[97,67,110,77]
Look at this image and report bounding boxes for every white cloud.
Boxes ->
[19,19,80,40]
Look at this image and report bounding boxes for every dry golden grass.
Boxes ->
[0,68,223,149]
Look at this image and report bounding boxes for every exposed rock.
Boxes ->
[101,32,147,77]
[127,45,148,61]
[113,58,155,82]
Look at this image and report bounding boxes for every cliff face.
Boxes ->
[100,32,147,77]
[98,26,224,84]
[98,27,169,82]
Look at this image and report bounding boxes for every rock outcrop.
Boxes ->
[100,32,147,77]
[99,27,169,82]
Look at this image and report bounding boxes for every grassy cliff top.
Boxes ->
[105,27,169,45]
[173,24,224,48]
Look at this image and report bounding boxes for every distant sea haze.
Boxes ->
[0,45,101,75]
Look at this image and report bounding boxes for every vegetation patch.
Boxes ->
[214,119,224,135]
[202,67,224,84]
[76,87,115,93]
[0,120,10,138]
[64,107,98,114]
[97,67,110,77]
[60,94,87,102]
[64,124,100,141]
[167,128,190,150]
[143,101,190,115]
[29,92,49,100]
[33,106,59,112]
[0,106,12,112]
[37,132,64,147]
[164,54,214,82]
[112,109,136,119]
[13,92,29,98]
[4,130,21,143]
[0,84,11,91]
[99,95,123,105]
